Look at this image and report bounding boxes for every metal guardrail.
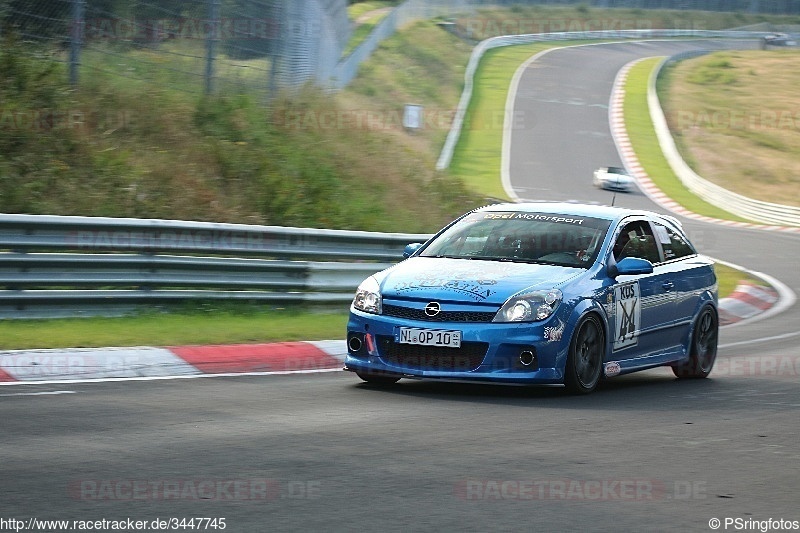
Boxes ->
[649,53,800,227]
[0,214,432,318]
[436,29,769,171]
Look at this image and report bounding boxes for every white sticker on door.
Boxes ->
[613,281,641,351]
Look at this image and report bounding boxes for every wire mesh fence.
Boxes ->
[0,0,351,97]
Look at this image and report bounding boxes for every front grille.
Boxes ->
[378,336,488,372]
[382,303,496,323]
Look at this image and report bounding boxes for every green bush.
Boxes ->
[0,30,481,232]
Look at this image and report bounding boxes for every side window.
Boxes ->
[653,223,696,261]
[613,221,660,264]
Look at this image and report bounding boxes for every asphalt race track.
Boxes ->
[506,39,800,347]
[2,40,799,532]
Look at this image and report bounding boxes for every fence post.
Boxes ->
[268,0,284,100]
[69,0,84,86]
[204,0,221,94]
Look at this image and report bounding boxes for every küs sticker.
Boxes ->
[613,281,640,351]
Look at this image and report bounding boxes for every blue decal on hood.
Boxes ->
[379,258,580,304]
[394,276,498,301]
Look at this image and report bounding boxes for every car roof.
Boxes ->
[476,201,670,224]
[605,166,627,174]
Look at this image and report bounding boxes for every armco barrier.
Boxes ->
[0,214,432,318]
[0,214,785,324]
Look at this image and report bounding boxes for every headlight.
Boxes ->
[493,289,562,323]
[352,276,382,314]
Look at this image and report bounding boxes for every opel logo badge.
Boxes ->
[424,302,441,317]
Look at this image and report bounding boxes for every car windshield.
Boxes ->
[420,211,612,268]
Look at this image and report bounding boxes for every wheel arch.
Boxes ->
[689,300,719,346]
[556,298,611,372]
[562,306,608,394]
[673,301,719,379]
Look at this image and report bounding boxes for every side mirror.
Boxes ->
[403,243,424,258]
[614,257,654,276]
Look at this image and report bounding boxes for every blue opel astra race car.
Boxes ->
[344,202,719,394]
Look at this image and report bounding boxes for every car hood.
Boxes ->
[602,173,633,182]
[376,257,582,305]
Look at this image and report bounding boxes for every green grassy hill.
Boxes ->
[2,5,796,233]
[0,26,479,234]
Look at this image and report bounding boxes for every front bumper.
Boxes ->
[599,180,632,192]
[345,309,569,385]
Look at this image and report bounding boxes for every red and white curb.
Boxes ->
[609,59,800,235]
[719,283,779,326]
[0,340,347,384]
[0,280,781,384]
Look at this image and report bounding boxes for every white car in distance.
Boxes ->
[593,166,634,192]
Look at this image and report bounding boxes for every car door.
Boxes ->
[651,220,714,332]
[609,218,678,361]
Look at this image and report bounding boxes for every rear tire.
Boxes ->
[564,315,605,394]
[356,372,400,385]
[673,306,718,379]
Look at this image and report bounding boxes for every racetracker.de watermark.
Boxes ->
[63,228,315,252]
[69,479,321,502]
[75,18,280,40]
[277,108,528,132]
[456,17,706,36]
[454,479,707,501]
[671,109,800,132]
[0,109,135,132]
[713,356,800,379]
[0,352,148,380]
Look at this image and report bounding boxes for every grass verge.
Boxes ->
[450,40,623,199]
[715,262,760,299]
[660,50,800,206]
[450,43,545,199]
[0,262,761,349]
[0,308,349,350]
[343,1,399,57]
[623,58,758,223]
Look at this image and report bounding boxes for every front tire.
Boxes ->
[673,306,718,379]
[355,372,400,385]
[564,315,605,394]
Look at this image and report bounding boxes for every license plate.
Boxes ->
[397,327,461,348]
